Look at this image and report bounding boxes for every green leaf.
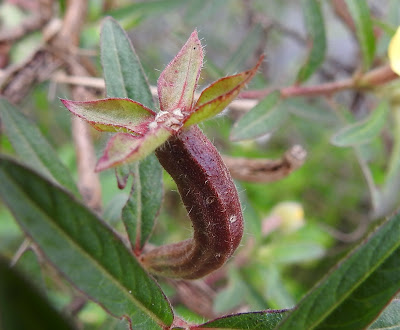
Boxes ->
[157,30,203,113]
[122,154,163,253]
[262,265,295,309]
[0,98,79,196]
[0,256,74,330]
[96,127,170,171]
[285,98,338,124]
[107,0,186,21]
[0,156,173,328]
[258,242,325,265]
[344,0,376,70]
[100,17,164,259]
[277,211,400,330]
[230,91,287,141]
[369,299,400,329]
[60,98,155,135]
[297,0,326,82]
[196,310,289,329]
[100,17,154,108]
[331,102,388,147]
[184,57,263,126]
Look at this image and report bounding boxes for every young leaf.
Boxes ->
[195,310,289,329]
[344,0,376,70]
[157,30,203,113]
[0,256,74,330]
[331,102,388,147]
[0,156,173,328]
[297,0,326,82]
[0,98,79,196]
[184,56,263,126]
[96,127,170,171]
[60,98,155,135]
[122,154,163,253]
[230,91,287,141]
[277,211,400,329]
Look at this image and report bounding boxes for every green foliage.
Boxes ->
[344,0,376,70]
[1,1,400,329]
[331,102,389,147]
[0,156,173,328]
[0,257,74,330]
[297,0,326,82]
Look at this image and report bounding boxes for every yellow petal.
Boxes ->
[388,26,400,76]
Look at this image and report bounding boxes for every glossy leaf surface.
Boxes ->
[61,98,155,135]
[278,211,400,329]
[297,0,326,82]
[158,30,203,113]
[0,156,173,328]
[230,91,287,141]
[0,98,78,195]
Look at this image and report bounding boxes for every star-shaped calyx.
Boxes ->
[61,30,262,172]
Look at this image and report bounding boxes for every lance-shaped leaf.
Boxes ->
[96,127,171,172]
[331,102,389,147]
[195,310,289,329]
[60,98,156,135]
[184,56,263,127]
[0,98,79,196]
[157,30,203,113]
[0,156,173,328]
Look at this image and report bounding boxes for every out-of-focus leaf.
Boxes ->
[344,0,376,70]
[285,98,338,124]
[262,265,295,309]
[230,91,287,141]
[224,24,264,74]
[100,18,164,258]
[331,102,388,147]
[213,269,247,314]
[258,242,325,265]
[0,156,173,328]
[103,193,129,225]
[107,0,186,21]
[185,57,263,126]
[196,310,289,329]
[122,154,162,253]
[158,30,203,113]
[0,256,74,330]
[60,98,155,135]
[0,99,79,196]
[297,0,326,82]
[278,211,400,330]
[369,299,400,329]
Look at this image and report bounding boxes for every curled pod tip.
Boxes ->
[140,126,244,279]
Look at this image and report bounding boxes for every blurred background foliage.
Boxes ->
[1,0,400,327]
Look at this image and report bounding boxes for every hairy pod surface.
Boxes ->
[140,126,244,279]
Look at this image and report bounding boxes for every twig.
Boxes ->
[222,145,307,183]
[10,238,31,266]
[240,65,398,100]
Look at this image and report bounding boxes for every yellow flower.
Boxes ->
[389,26,400,76]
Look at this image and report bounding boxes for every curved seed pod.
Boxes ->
[140,126,243,279]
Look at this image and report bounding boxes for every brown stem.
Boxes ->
[240,65,398,100]
[140,126,244,279]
